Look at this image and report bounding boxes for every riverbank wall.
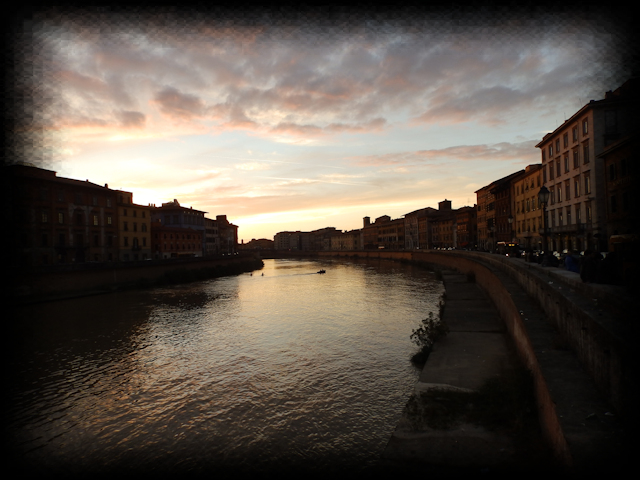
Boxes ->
[264,249,634,467]
[8,254,264,304]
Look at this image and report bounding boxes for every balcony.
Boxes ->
[541,223,589,235]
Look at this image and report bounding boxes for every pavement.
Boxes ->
[379,264,632,476]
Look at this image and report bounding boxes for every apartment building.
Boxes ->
[512,164,544,250]
[5,163,119,266]
[151,221,203,259]
[115,190,152,261]
[535,78,638,252]
[476,171,523,252]
[150,199,207,254]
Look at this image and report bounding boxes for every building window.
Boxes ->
[549,144,553,157]
[609,164,616,181]
[124,236,129,247]
[93,215,98,226]
[575,204,581,224]
[141,223,147,232]
[94,234,99,246]
[549,186,555,205]
[107,216,112,225]
[124,221,128,231]
[610,196,618,214]
[574,177,580,197]
[573,149,579,169]
[143,237,147,247]
[556,160,561,177]
[58,212,64,224]
[555,139,560,153]
[563,133,568,148]
[572,126,578,142]
[123,209,127,216]
[58,190,64,202]
[42,212,48,223]
[93,196,98,206]
[564,154,569,173]
[583,144,589,164]
[133,210,137,217]
[565,181,571,201]
[586,203,592,222]
[582,118,588,135]
[106,197,112,207]
[42,233,48,246]
[584,174,591,195]
[566,206,571,225]
[133,222,138,232]
[549,164,554,180]
[76,213,83,225]
[557,183,562,203]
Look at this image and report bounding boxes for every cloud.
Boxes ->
[350,141,539,166]
[117,110,146,128]
[152,86,206,120]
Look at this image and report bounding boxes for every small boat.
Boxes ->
[317,269,326,274]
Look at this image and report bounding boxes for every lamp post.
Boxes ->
[538,185,550,255]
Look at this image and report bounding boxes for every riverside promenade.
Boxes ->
[378,252,634,476]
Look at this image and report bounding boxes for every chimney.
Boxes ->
[363,216,370,227]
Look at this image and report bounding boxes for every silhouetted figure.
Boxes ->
[580,250,598,283]
[564,250,580,273]
[599,252,618,285]
[542,252,558,267]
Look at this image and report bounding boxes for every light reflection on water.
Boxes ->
[8,258,443,474]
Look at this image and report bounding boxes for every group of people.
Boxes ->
[522,248,620,284]
[558,250,619,284]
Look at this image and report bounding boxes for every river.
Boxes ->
[7,258,443,475]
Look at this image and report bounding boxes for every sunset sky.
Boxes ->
[22,7,632,242]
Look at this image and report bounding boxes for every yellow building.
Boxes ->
[115,190,152,261]
[512,164,543,250]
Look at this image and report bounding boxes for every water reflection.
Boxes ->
[8,258,443,474]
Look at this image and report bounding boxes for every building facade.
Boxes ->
[6,163,119,266]
[512,164,544,250]
[535,78,639,253]
[115,190,152,261]
[151,222,203,259]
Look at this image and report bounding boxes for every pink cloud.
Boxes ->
[151,86,206,120]
[350,141,539,166]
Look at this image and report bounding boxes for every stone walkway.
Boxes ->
[380,272,533,474]
[379,266,631,475]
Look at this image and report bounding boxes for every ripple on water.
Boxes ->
[8,258,444,473]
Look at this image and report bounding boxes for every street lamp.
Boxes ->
[538,185,550,254]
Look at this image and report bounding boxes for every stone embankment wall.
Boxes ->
[10,254,264,302]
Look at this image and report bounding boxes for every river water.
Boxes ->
[7,258,443,475]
